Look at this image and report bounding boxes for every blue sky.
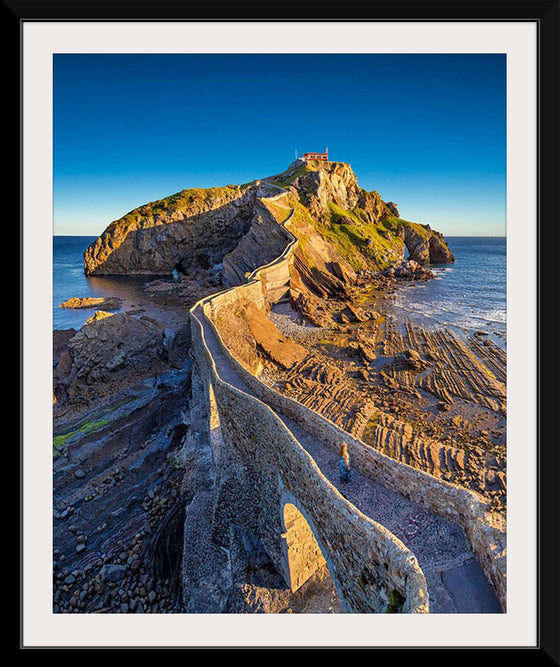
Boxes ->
[54,53,506,236]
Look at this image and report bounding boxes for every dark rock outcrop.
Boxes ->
[402,224,455,266]
[54,312,169,406]
[386,202,400,217]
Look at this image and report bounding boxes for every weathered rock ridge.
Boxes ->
[280,160,390,226]
[84,161,454,279]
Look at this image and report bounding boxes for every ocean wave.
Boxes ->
[383,238,507,338]
[390,297,506,331]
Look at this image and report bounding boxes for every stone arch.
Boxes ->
[280,501,330,594]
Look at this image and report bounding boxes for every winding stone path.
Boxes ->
[195,305,502,613]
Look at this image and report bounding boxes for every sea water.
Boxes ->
[53,236,157,330]
[53,236,507,347]
[386,236,506,348]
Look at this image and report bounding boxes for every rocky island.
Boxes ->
[53,159,505,615]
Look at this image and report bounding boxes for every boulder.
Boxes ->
[403,348,431,372]
[59,296,123,310]
[64,312,168,403]
[385,259,435,281]
[289,289,333,328]
[99,564,128,583]
[329,260,356,285]
[83,310,115,326]
[340,303,368,323]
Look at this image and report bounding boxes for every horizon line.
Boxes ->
[53,232,508,238]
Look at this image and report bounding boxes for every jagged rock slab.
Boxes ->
[59,296,123,310]
[55,312,169,407]
[381,318,506,413]
[279,353,377,438]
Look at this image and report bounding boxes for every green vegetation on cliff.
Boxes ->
[53,417,113,457]
[282,197,406,272]
[327,202,362,225]
[109,184,247,230]
[319,203,404,270]
[385,589,406,613]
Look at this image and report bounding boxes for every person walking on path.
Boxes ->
[339,442,351,484]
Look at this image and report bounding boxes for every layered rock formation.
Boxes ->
[222,198,293,286]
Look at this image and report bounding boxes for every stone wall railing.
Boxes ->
[201,288,506,609]
[189,191,506,612]
[190,301,429,613]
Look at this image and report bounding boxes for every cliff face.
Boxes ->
[281,160,390,226]
[84,160,454,277]
[84,185,258,276]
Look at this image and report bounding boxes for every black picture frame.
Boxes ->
[13,1,559,658]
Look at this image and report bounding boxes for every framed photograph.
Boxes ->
[16,1,558,656]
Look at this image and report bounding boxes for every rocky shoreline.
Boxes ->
[53,271,205,614]
[52,256,506,613]
[52,270,348,614]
